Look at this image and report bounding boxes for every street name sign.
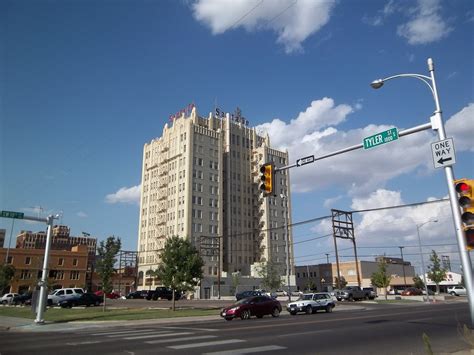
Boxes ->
[431,138,456,169]
[0,210,24,219]
[296,155,315,167]
[363,128,399,150]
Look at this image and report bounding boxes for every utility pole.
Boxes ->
[326,253,330,264]
[399,246,407,288]
[332,209,361,288]
[281,194,291,301]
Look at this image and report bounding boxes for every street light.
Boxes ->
[371,58,474,326]
[416,219,438,303]
[398,246,407,288]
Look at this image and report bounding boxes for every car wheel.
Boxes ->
[240,310,251,320]
[95,301,100,306]
[449,291,456,296]
[1,300,7,305]
[305,306,312,315]
[325,305,333,313]
[256,315,264,318]
[290,311,297,316]
[271,308,280,318]
[348,295,353,302]
[225,317,233,321]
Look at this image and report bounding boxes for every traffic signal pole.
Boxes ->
[271,58,473,327]
[0,211,59,324]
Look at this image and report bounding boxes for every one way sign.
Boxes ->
[431,138,456,169]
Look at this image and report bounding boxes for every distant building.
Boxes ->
[0,245,89,294]
[0,229,5,248]
[295,259,416,292]
[137,106,293,296]
[15,225,97,289]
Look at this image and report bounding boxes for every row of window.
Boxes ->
[6,256,79,267]
[18,269,81,280]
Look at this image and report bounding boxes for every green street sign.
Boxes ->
[363,128,399,150]
[0,210,24,219]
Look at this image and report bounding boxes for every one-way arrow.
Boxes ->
[437,157,453,165]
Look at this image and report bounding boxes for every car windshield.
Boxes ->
[302,294,313,300]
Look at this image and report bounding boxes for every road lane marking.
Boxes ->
[107,330,167,338]
[124,332,192,340]
[168,339,245,349]
[203,345,286,354]
[67,341,102,346]
[92,329,157,336]
[146,335,218,344]
[161,326,219,332]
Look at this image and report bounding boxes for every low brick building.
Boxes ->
[0,245,89,294]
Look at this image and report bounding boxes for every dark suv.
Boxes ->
[147,287,181,301]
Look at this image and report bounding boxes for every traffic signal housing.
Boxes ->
[259,163,275,197]
[455,178,474,250]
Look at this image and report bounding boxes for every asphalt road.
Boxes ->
[0,302,470,355]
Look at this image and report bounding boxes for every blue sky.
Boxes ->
[1,0,473,274]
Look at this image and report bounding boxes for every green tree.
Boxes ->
[334,276,347,289]
[370,259,392,300]
[257,261,284,292]
[427,250,447,295]
[156,236,204,311]
[0,265,15,294]
[96,236,121,311]
[413,275,425,289]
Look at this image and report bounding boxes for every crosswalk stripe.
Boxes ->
[161,326,219,332]
[203,345,287,354]
[67,341,102,346]
[124,332,192,340]
[91,329,157,336]
[107,330,163,338]
[168,339,245,349]
[145,335,218,344]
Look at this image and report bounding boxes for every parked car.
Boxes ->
[59,293,103,308]
[146,287,181,301]
[401,287,423,296]
[336,286,370,301]
[1,293,19,305]
[287,292,336,315]
[125,290,149,299]
[95,290,121,299]
[48,288,85,305]
[447,286,467,296]
[235,290,263,301]
[12,292,33,306]
[362,287,378,299]
[221,295,281,321]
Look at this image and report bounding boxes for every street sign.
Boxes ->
[296,155,315,167]
[363,128,399,149]
[0,210,24,219]
[431,138,456,169]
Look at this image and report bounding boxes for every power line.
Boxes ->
[230,0,264,29]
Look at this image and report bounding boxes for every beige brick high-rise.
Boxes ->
[137,106,293,289]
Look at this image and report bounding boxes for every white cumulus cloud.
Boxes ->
[445,103,474,152]
[256,99,473,195]
[397,0,452,45]
[191,0,337,53]
[105,185,141,205]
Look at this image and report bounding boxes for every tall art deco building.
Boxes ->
[137,105,293,291]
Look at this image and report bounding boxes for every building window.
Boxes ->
[20,270,31,280]
[25,257,31,265]
[73,259,78,267]
[6,256,13,264]
[58,258,64,266]
[70,271,80,280]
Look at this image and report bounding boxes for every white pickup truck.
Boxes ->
[286,292,336,315]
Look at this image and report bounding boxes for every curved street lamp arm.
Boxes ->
[380,74,435,99]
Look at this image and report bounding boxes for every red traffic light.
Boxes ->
[456,182,470,193]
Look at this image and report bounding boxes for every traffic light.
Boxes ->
[454,178,474,250]
[259,163,274,196]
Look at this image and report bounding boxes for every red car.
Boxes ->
[401,287,423,296]
[94,290,121,299]
[220,295,282,321]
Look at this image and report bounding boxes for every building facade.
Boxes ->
[15,225,97,288]
[295,259,416,292]
[137,106,293,291]
[0,245,89,294]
